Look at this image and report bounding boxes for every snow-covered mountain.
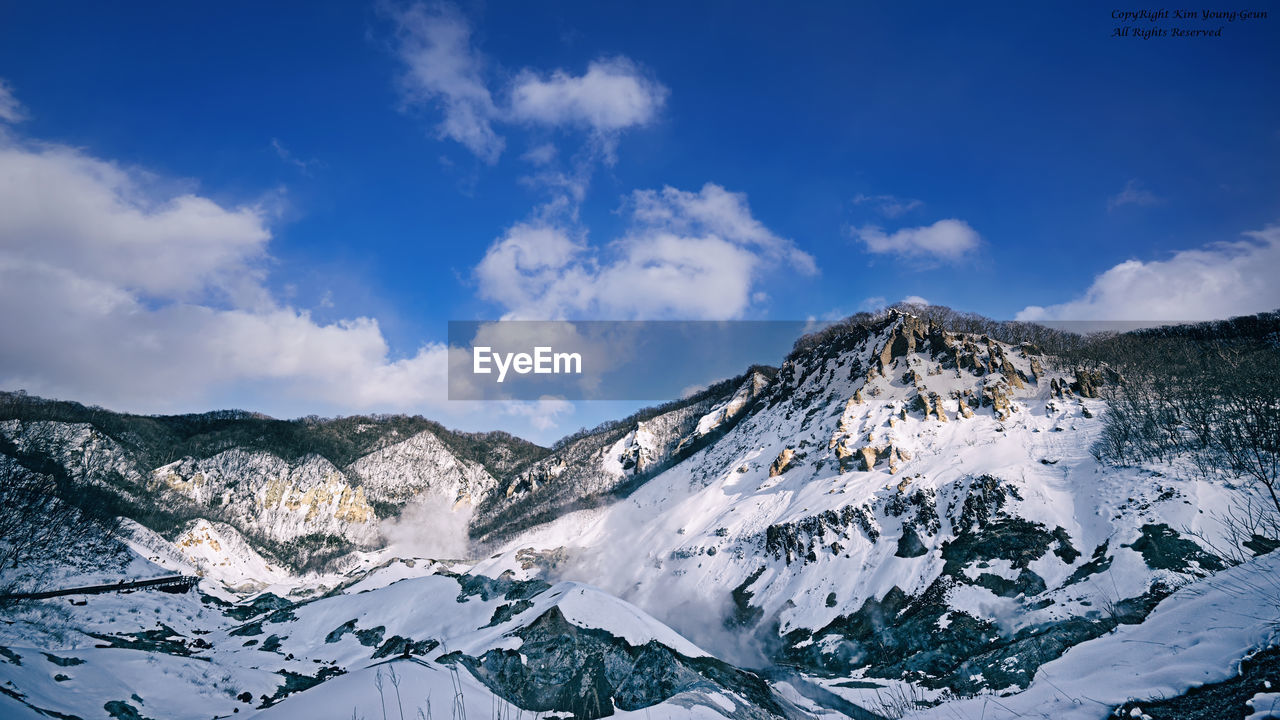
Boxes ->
[470,310,1245,695]
[0,408,545,570]
[470,368,773,543]
[2,307,1277,719]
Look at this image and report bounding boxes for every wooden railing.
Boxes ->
[0,575,199,601]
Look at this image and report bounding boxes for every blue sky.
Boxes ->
[1,2,1277,442]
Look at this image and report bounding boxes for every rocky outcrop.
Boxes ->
[981,382,1017,421]
[856,444,911,474]
[156,451,380,546]
[857,446,879,472]
[930,392,948,422]
[769,448,795,477]
[1029,356,1044,382]
[1071,367,1113,398]
[888,446,912,474]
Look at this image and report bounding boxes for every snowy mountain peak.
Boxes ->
[5,311,1277,720]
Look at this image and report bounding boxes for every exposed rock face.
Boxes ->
[876,313,930,374]
[615,424,660,473]
[981,382,1016,421]
[930,392,949,422]
[1072,367,1104,398]
[1029,356,1044,381]
[854,444,911,474]
[0,410,541,569]
[769,448,795,477]
[832,438,857,473]
[913,391,933,418]
[158,451,379,545]
[857,446,878,471]
[887,447,904,474]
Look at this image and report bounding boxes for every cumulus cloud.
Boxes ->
[0,79,24,124]
[0,143,271,306]
[390,2,504,163]
[1016,225,1280,322]
[510,58,667,133]
[388,3,665,164]
[1107,179,1163,211]
[852,193,922,218]
[0,118,450,414]
[473,223,587,313]
[474,183,816,320]
[852,219,980,262]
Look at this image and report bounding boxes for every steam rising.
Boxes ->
[380,495,473,560]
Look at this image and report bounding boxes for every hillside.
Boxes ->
[1,306,1277,719]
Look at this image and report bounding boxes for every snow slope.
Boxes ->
[470,311,1250,692]
[908,551,1280,719]
[3,308,1274,719]
[0,544,803,720]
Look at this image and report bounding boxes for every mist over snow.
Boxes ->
[379,496,474,560]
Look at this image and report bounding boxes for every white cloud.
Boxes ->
[1108,179,1163,210]
[900,295,930,306]
[0,79,24,124]
[510,58,667,133]
[500,397,574,431]
[1016,225,1280,322]
[631,185,817,274]
[390,2,504,163]
[0,129,451,414]
[852,193,922,218]
[387,5,665,166]
[474,183,816,320]
[852,219,980,262]
[0,143,271,306]
[473,222,586,313]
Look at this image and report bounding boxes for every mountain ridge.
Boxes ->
[2,305,1277,719]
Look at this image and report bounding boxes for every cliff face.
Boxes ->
[154,451,380,546]
[0,407,540,568]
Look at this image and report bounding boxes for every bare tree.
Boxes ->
[0,466,125,598]
[1093,335,1280,560]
